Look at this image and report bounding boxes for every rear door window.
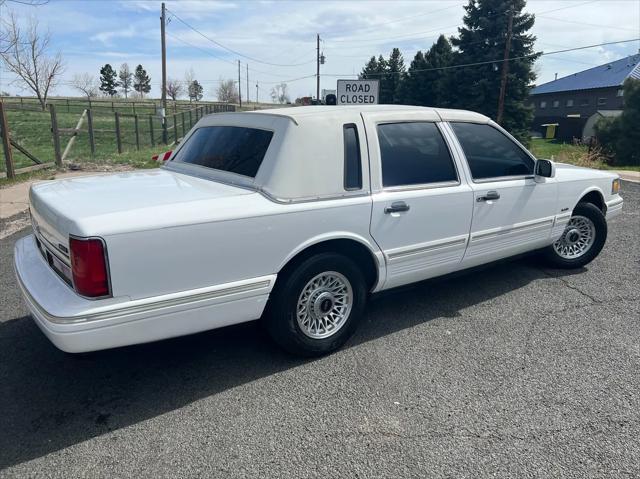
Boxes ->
[343,124,362,190]
[450,123,534,180]
[377,122,457,187]
[172,126,273,178]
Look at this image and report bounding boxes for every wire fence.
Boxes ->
[0,100,235,178]
[0,96,232,116]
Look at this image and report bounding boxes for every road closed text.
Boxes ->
[337,80,379,105]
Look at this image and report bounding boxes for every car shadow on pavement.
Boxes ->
[0,254,577,470]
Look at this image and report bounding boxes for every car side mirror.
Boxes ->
[534,159,555,179]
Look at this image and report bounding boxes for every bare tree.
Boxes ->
[118,63,133,99]
[216,78,238,103]
[71,73,98,102]
[270,83,290,104]
[0,12,64,110]
[166,78,182,101]
[184,68,195,102]
[0,10,17,55]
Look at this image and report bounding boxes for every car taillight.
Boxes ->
[69,237,110,298]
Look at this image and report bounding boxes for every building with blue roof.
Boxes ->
[530,54,640,141]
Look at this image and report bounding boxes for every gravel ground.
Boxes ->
[0,182,638,478]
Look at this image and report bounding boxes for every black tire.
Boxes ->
[264,252,367,357]
[542,202,607,269]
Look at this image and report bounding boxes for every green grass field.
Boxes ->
[529,139,640,172]
[0,99,217,178]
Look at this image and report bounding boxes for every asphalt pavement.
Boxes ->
[1,182,638,478]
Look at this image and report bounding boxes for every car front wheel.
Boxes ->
[543,202,607,268]
[264,252,367,356]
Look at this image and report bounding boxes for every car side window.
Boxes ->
[377,122,457,187]
[343,124,362,190]
[450,122,534,180]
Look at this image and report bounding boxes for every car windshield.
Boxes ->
[172,126,274,178]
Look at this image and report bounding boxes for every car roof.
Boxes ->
[246,105,490,123]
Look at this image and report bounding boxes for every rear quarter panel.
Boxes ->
[103,194,379,300]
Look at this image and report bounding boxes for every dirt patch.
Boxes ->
[0,210,30,240]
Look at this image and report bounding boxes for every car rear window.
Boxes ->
[172,126,273,178]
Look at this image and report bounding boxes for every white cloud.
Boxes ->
[90,26,140,45]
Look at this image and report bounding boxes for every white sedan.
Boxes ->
[14,105,623,356]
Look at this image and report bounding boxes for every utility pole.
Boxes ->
[316,33,320,102]
[496,7,514,125]
[246,63,249,106]
[256,82,259,104]
[160,2,168,144]
[238,60,242,109]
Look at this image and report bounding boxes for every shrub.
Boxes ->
[594,78,640,166]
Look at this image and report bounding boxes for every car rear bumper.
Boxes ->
[14,235,275,353]
[606,197,623,220]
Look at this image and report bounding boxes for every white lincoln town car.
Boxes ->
[14,105,623,356]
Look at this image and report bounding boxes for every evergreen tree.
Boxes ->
[99,64,118,97]
[188,80,204,101]
[424,35,454,107]
[360,55,389,101]
[451,0,539,142]
[375,54,389,103]
[383,48,405,104]
[133,64,151,98]
[359,56,379,79]
[118,63,133,99]
[398,51,426,105]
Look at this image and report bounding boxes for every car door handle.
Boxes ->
[384,201,410,214]
[477,191,500,202]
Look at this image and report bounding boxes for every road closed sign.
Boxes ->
[337,79,379,105]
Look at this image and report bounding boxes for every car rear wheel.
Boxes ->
[543,202,607,269]
[264,252,367,356]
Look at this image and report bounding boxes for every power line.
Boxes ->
[165,8,315,67]
[321,3,464,36]
[536,15,639,32]
[322,38,640,77]
[325,0,599,45]
[166,31,236,67]
[166,31,311,81]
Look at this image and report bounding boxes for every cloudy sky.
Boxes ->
[1,0,639,101]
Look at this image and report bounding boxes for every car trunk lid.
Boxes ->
[29,168,254,252]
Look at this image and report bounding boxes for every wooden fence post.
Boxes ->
[49,104,63,167]
[114,112,122,153]
[0,101,16,179]
[87,109,96,156]
[181,111,186,137]
[134,114,140,150]
[149,115,155,146]
[133,102,136,115]
[173,114,178,143]
[66,98,70,113]
[162,117,168,145]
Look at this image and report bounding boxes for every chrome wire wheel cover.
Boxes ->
[553,215,596,259]
[296,271,353,339]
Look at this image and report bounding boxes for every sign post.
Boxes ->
[336,79,379,105]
